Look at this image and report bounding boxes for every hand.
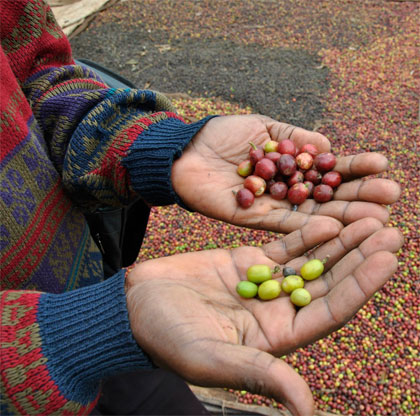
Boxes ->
[126,218,403,415]
[172,115,401,233]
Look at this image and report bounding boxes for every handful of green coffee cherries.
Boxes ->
[236,257,328,307]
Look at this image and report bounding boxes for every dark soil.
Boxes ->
[71,23,328,130]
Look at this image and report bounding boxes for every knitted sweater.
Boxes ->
[0,1,213,414]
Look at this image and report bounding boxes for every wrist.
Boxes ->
[125,115,217,208]
[36,271,154,403]
[171,115,220,207]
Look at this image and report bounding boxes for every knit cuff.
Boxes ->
[123,115,218,208]
[36,270,152,405]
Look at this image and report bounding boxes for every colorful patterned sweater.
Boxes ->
[0,1,213,414]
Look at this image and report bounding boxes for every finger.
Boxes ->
[293,250,399,345]
[182,341,314,416]
[284,217,385,273]
[335,152,389,180]
[306,226,404,299]
[262,217,343,264]
[299,198,391,224]
[333,178,401,205]
[264,119,331,153]
[238,196,344,233]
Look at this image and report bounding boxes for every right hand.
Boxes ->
[125,218,403,415]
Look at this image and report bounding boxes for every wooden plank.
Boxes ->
[189,385,345,416]
[189,385,287,416]
[48,0,116,36]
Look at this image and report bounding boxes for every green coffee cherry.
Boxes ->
[290,288,311,306]
[281,275,304,294]
[236,281,258,298]
[246,264,272,284]
[300,258,325,280]
[258,280,281,300]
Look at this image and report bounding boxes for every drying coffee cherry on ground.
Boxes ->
[235,140,341,208]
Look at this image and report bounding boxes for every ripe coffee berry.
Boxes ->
[244,175,266,196]
[304,181,314,196]
[269,181,288,200]
[304,169,322,184]
[313,184,334,203]
[314,152,337,172]
[287,171,304,187]
[235,141,342,208]
[249,143,265,165]
[236,188,255,208]
[254,158,277,180]
[265,151,281,163]
[277,154,297,176]
[322,171,342,188]
[296,152,314,170]
[298,143,318,157]
[287,183,310,205]
[278,139,296,155]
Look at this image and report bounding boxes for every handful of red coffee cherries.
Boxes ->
[235,139,342,208]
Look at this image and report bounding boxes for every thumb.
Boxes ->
[177,341,314,416]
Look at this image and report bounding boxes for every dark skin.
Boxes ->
[126,218,403,416]
[127,115,402,415]
[172,115,401,232]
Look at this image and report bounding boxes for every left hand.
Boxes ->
[126,218,403,415]
[172,115,401,233]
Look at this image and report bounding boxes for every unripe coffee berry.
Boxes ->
[290,288,312,306]
[258,279,281,300]
[281,275,304,294]
[236,281,259,298]
[300,258,325,280]
[237,160,253,177]
[246,264,272,284]
[264,140,279,153]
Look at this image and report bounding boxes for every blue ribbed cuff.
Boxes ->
[36,270,152,405]
[123,115,218,208]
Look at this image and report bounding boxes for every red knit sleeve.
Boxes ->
[0,0,73,84]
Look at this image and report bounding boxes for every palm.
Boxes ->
[129,248,297,352]
[172,115,401,232]
[126,219,403,415]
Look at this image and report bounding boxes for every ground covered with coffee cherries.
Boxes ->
[71,1,419,414]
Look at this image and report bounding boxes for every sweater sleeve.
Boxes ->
[0,270,154,415]
[2,0,215,211]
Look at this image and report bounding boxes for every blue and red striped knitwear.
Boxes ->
[0,1,212,414]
